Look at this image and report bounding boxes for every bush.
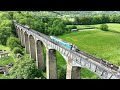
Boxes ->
[72,25,77,29]
[13,47,23,55]
[66,25,77,32]
[100,24,109,31]
[57,66,66,79]
[9,55,44,79]
[7,36,21,50]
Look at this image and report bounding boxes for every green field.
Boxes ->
[68,23,120,32]
[59,30,120,66]
[56,23,120,79]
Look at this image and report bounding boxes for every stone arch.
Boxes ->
[24,31,29,54]
[29,35,36,60]
[35,40,45,70]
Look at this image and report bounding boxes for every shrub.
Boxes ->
[72,25,77,29]
[100,24,109,31]
[57,66,66,79]
[13,47,23,55]
[7,36,21,50]
[66,25,77,32]
[9,55,44,79]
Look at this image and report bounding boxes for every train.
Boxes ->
[50,36,79,52]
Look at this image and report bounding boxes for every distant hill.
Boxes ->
[49,11,120,17]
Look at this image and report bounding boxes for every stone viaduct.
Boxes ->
[14,21,120,79]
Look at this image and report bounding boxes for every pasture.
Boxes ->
[57,23,120,78]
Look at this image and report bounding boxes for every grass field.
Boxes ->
[57,23,120,79]
[68,23,120,32]
[59,30,120,66]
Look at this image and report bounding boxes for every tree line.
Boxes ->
[13,11,69,36]
[65,14,120,25]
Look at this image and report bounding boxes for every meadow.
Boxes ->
[56,23,120,79]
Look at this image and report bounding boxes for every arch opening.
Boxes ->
[56,50,67,79]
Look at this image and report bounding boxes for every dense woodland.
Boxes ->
[1,11,120,79]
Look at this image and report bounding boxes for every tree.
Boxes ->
[9,55,45,79]
[92,16,102,24]
[100,24,109,31]
[0,27,12,45]
[101,14,110,23]
[56,21,66,35]
[74,16,80,24]
[13,47,23,55]
[7,36,21,50]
